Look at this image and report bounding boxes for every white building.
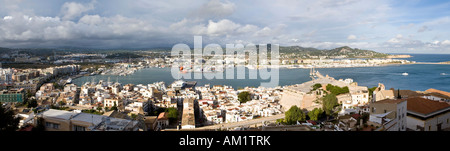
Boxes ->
[368,99,407,131]
[406,97,450,131]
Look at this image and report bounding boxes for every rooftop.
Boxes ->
[425,88,450,99]
[374,99,406,104]
[407,97,450,116]
[42,109,77,120]
[158,112,168,120]
[71,113,104,125]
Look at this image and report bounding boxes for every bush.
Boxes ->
[238,91,251,104]
[285,106,306,125]
[312,83,322,91]
[165,107,178,124]
[308,108,324,121]
[326,84,349,95]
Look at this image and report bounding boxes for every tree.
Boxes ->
[0,105,20,131]
[238,91,251,104]
[308,108,323,121]
[312,83,322,91]
[28,99,38,108]
[368,86,377,97]
[111,102,118,111]
[322,94,338,118]
[285,105,306,125]
[326,84,349,95]
[32,117,45,131]
[130,114,138,120]
[165,107,178,124]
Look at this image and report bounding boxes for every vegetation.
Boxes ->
[307,108,324,121]
[0,105,20,131]
[150,107,178,124]
[322,94,338,117]
[50,105,69,110]
[111,102,118,111]
[130,114,138,120]
[359,112,370,124]
[368,86,377,97]
[312,83,322,91]
[326,84,349,95]
[105,52,143,59]
[238,91,251,104]
[166,107,178,124]
[32,117,46,131]
[53,82,64,90]
[279,46,390,59]
[82,109,104,115]
[284,105,306,125]
[151,108,166,116]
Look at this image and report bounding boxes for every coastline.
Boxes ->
[386,54,413,59]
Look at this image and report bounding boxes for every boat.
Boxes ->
[441,73,447,75]
[402,72,409,76]
[66,78,72,84]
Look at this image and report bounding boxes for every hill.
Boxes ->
[279,46,390,58]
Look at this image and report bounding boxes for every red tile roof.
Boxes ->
[158,112,168,120]
[407,97,450,115]
[426,88,450,98]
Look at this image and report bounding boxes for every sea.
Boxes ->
[73,54,450,92]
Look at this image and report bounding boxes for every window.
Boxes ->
[53,124,60,129]
[46,122,60,130]
[73,125,86,131]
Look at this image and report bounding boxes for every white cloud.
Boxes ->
[205,19,240,36]
[61,1,96,20]
[347,35,357,40]
[442,40,450,45]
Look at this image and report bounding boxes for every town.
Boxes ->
[1,61,449,131]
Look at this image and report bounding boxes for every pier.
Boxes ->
[310,67,325,80]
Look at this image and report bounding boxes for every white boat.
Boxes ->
[66,78,72,84]
[441,73,447,75]
[402,72,409,76]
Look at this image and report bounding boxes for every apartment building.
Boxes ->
[406,97,450,131]
[37,109,140,131]
[368,99,407,131]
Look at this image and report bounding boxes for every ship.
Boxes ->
[402,72,409,76]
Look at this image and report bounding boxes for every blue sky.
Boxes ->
[0,0,450,54]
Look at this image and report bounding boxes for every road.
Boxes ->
[195,114,285,130]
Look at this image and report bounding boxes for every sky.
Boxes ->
[0,0,450,54]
